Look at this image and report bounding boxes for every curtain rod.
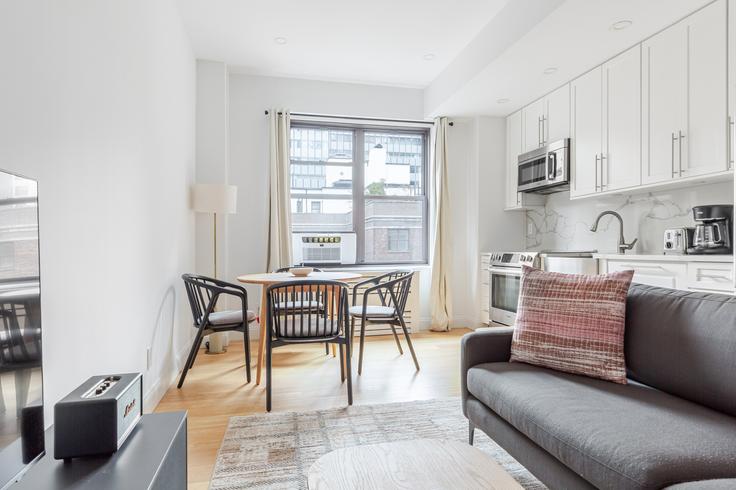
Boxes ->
[263,110,446,126]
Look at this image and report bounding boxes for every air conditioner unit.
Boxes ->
[292,232,357,265]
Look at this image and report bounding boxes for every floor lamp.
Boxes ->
[192,183,238,353]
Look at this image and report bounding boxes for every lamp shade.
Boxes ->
[192,184,237,214]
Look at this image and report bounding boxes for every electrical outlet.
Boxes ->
[146,347,152,370]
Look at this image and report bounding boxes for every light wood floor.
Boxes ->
[155,329,470,489]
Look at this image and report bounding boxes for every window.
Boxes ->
[290,121,429,264]
[387,229,410,252]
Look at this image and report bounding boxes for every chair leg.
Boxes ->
[338,343,345,383]
[344,337,353,406]
[243,325,252,383]
[397,313,420,371]
[177,330,203,389]
[350,317,356,357]
[358,318,367,375]
[266,335,272,412]
[188,336,204,370]
[325,343,329,355]
[389,323,404,355]
[469,421,475,445]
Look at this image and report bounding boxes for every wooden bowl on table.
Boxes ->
[289,267,314,277]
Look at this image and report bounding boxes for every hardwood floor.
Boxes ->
[155,329,471,489]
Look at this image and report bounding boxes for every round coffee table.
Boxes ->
[307,439,523,490]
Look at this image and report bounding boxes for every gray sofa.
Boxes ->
[461,283,736,490]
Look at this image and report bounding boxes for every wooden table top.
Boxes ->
[236,271,362,285]
[307,439,523,490]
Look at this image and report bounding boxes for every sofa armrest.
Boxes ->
[460,327,514,416]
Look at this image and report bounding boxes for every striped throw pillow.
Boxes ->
[510,265,634,384]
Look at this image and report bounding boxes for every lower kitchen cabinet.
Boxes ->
[479,253,490,325]
[600,257,734,294]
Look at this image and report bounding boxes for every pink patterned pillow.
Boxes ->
[510,265,634,384]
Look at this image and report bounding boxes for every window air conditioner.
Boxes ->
[291,232,357,265]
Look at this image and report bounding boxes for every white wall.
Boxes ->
[0,0,196,422]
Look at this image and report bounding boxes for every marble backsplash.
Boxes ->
[525,181,734,253]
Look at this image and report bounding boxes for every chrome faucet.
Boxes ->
[590,211,638,254]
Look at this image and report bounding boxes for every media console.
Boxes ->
[14,411,187,489]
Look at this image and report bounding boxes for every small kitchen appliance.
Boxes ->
[687,205,733,255]
[663,227,694,254]
[517,139,570,194]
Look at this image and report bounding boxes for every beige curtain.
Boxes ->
[429,117,452,332]
[266,109,293,272]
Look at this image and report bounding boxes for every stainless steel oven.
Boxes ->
[488,252,537,326]
[517,138,570,194]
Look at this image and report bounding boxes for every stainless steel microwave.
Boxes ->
[517,138,570,194]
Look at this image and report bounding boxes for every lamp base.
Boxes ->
[206,332,229,354]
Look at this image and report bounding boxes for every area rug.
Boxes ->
[210,398,546,489]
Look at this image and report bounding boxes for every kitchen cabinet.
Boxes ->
[479,253,491,325]
[505,110,544,210]
[642,0,728,184]
[570,46,641,198]
[599,256,734,294]
[570,67,603,198]
[521,84,570,152]
[605,260,688,289]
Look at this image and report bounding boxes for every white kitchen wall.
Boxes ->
[0,0,196,422]
[526,182,734,253]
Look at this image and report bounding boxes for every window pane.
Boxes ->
[364,199,424,263]
[290,126,353,196]
[364,132,424,196]
[291,198,352,233]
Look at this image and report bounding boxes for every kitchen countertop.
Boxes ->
[593,253,733,263]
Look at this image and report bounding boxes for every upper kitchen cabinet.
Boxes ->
[521,84,571,152]
[570,67,603,198]
[570,46,641,199]
[642,0,729,184]
[505,110,544,210]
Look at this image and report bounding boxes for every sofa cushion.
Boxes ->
[510,266,633,384]
[467,362,736,490]
[625,284,736,417]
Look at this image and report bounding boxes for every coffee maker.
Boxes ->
[687,204,733,255]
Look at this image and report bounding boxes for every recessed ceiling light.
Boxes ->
[423,53,436,61]
[610,20,633,31]
[274,37,288,45]
[543,67,558,75]
[497,98,510,104]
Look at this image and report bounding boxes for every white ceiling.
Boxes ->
[178,0,510,88]
[179,0,715,117]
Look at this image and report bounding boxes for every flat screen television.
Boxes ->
[0,170,44,489]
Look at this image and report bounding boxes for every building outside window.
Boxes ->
[289,121,429,264]
[387,229,410,252]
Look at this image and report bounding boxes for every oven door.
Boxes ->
[489,267,521,326]
[517,153,550,192]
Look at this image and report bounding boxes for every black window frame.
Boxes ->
[290,120,430,266]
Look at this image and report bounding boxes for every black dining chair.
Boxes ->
[178,274,257,388]
[349,271,419,375]
[274,266,332,355]
[264,280,352,412]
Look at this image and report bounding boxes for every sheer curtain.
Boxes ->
[266,109,293,272]
[429,117,452,332]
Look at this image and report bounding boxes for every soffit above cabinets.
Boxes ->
[425,0,714,118]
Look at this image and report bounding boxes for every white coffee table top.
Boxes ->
[307,438,523,490]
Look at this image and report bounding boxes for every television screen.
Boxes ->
[0,171,44,489]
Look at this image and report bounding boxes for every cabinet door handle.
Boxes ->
[671,132,678,177]
[541,115,547,145]
[678,130,684,175]
[729,116,734,169]
[595,154,600,191]
[538,116,543,147]
[600,154,607,189]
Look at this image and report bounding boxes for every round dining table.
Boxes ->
[237,271,362,385]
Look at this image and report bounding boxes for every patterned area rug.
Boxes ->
[210,398,546,489]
